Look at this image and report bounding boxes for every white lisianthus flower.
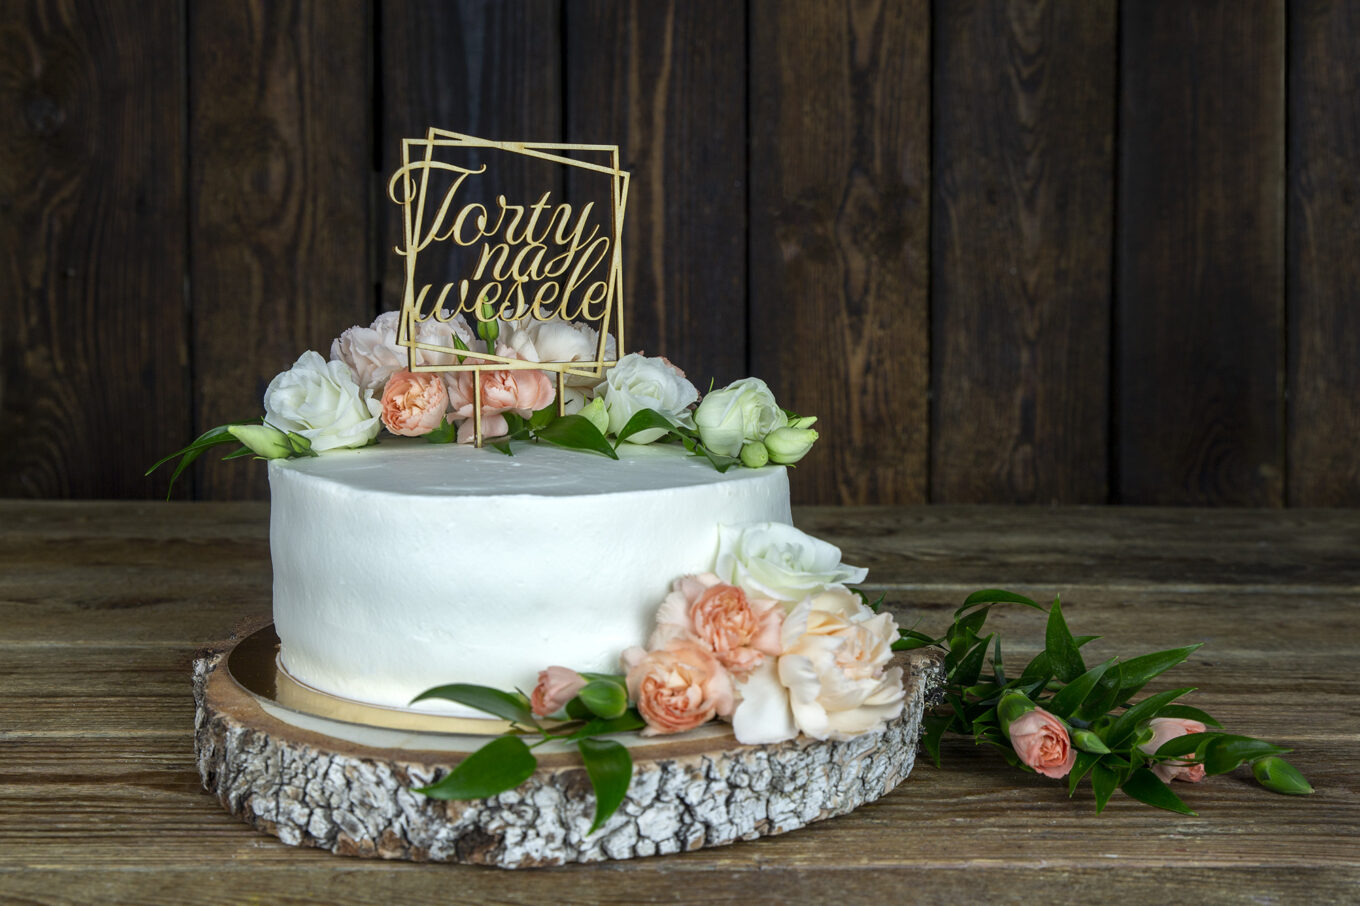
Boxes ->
[331,310,478,393]
[693,377,788,457]
[602,353,698,443]
[715,522,868,604]
[776,587,905,740]
[264,351,382,452]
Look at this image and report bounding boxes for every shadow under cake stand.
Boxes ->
[193,624,944,869]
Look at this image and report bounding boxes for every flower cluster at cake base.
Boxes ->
[408,522,904,832]
[149,310,820,493]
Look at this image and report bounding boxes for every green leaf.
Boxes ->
[534,414,619,459]
[1018,651,1054,687]
[146,423,253,498]
[1108,687,1196,746]
[502,412,528,435]
[219,446,255,461]
[1201,735,1291,775]
[614,408,679,445]
[1104,645,1202,702]
[409,683,534,724]
[1046,658,1117,721]
[490,440,514,456]
[691,445,740,473]
[578,737,633,833]
[1153,732,1218,760]
[424,418,457,444]
[1252,756,1313,795]
[1153,704,1223,728]
[1092,763,1119,814]
[1121,767,1196,816]
[1068,751,1101,795]
[956,589,1043,617]
[576,680,628,720]
[284,431,315,456]
[556,711,647,741]
[529,403,558,430]
[1075,663,1123,722]
[991,635,1006,685]
[921,715,951,768]
[1044,597,1086,683]
[949,633,993,687]
[414,735,537,800]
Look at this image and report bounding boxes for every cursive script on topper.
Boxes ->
[388,129,629,380]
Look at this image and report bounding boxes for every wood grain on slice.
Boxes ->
[564,1,747,387]
[188,0,372,501]
[0,0,189,498]
[379,0,562,309]
[749,0,929,506]
[1287,0,1360,506]
[1116,0,1286,505]
[931,1,1115,504]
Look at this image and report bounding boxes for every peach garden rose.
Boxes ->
[650,573,782,679]
[379,370,448,437]
[529,666,588,718]
[445,345,556,443]
[1007,707,1076,779]
[1141,716,1208,783]
[621,639,734,735]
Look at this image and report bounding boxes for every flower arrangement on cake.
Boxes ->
[149,307,818,493]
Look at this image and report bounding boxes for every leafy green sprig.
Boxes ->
[409,677,643,833]
[463,403,752,473]
[146,421,317,498]
[895,589,1313,815]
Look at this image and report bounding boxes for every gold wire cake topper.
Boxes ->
[387,128,630,446]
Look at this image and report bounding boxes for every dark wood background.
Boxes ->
[2,0,1356,506]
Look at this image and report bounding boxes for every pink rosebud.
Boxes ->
[1008,707,1077,779]
[379,370,448,436]
[1140,717,1208,783]
[529,666,588,718]
[622,640,734,736]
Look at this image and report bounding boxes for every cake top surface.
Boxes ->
[269,437,787,498]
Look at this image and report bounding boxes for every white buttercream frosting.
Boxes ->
[269,439,791,716]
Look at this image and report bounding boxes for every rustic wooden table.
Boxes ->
[2,502,1357,903]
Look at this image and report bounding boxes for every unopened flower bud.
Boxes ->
[764,427,818,464]
[1252,756,1313,795]
[228,424,293,459]
[790,415,818,429]
[740,441,770,468]
[476,300,499,343]
[1071,728,1110,754]
[579,396,609,435]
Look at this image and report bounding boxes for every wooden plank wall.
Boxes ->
[1,0,1356,507]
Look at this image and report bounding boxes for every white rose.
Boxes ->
[693,378,788,457]
[775,587,904,740]
[264,351,382,452]
[715,522,868,603]
[331,311,478,392]
[503,320,616,386]
[602,353,698,443]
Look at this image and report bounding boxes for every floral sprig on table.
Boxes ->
[409,522,902,831]
[148,310,818,495]
[900,589,1313,814]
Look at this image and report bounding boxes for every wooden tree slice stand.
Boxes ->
[194,625,944,868]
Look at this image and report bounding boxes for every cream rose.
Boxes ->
[1141,716,1208,783]
[693,377,788,457]
[771,587,904,740]
[379,370,448,437]
[715,522,868,604]
[602,353,698,443]
[621,639,734,735]
[503,320,616,383]
[331,311,478,393]
[651,573,782,680]
[263,351,381,452]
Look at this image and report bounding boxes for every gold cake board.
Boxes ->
[193,624,943,868]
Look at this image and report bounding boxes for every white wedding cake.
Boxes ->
[269,438,791,714]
